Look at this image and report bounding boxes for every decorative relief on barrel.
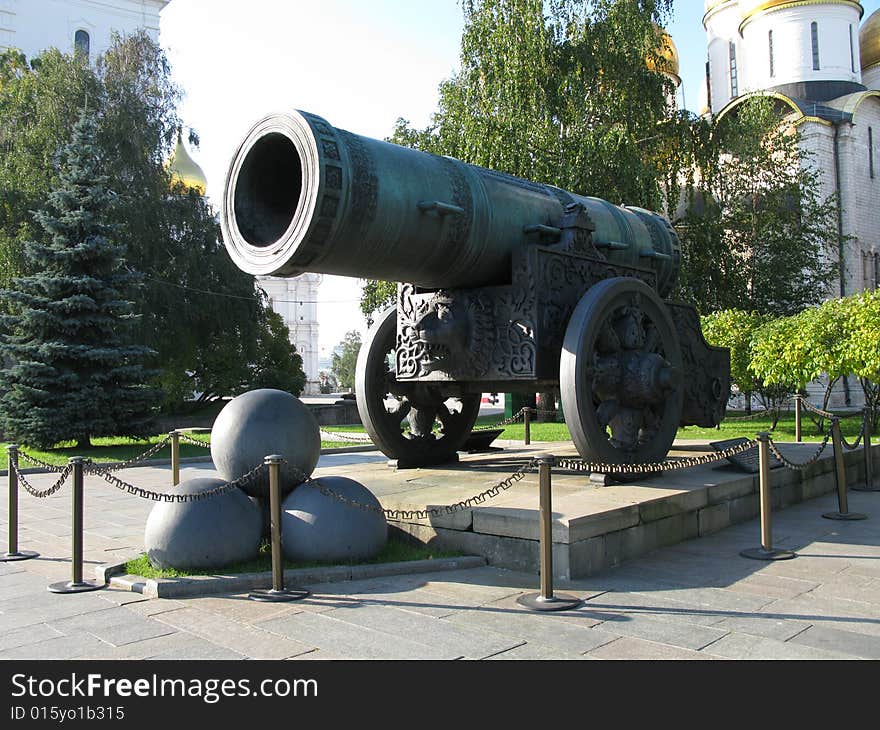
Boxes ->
[338,130,378,231]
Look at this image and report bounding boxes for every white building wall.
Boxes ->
[0,0,167,62]
[844,97,880,293]
[741,5,863,92]
[705,1,743,112]
[258,274,323,395]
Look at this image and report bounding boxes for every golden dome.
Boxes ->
[166,131,207,196]
[647,25,680,85]
[861,8,880,70]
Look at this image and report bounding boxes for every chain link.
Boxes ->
[767,427,833,470]
[553,439,760,475]
[85,460,267,502]
[11,459,73,498]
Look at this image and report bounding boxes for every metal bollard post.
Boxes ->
[250,455,310,602]
[795,394,802,443]
[524,407,532,446]
[517,457,581,611]
[49,457,104,593]
[741,433,796,561]
[823,418,868,520]
[852,407,878,492]
[170,430,180,486]
[1,445,39,562]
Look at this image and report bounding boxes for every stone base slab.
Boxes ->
[315,439,879,580]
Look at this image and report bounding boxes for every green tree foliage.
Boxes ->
[361,0,675,320]
[0,34,305,410]
[750,292,880,421]
[676,97,839,315]
[331,331,362,392]
[0,109,157,448]
[700,309,790,421]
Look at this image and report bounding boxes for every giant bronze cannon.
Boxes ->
[222,110,730,469]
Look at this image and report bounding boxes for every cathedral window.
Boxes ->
[870,127,875,180]
[729,42,738,97]
[811,22,819,71]
[768,30,774,77]
[74,29,90,60]
[850,25,855,73]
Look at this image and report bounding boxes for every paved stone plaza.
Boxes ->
[2,449,880,660]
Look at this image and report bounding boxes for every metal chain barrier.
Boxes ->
[318,428,373,443]
[295,458,539,521]
[17,450,68,473]
[98,435,175,472]
[177,432,212,449]
[10,459,73,499]
[85,460,267,503]
[554,438,759,475]
[724,410,780,422]
[767,426,833,470]
[471,407,526,432]
[801,399,862,421]
[840,410,867,451]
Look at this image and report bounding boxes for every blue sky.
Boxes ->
[160,0,880,353]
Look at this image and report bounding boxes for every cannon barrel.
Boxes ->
[222,110,680,294]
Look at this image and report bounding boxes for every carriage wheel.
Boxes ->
[560,277,683,466]
[355,307,480,466]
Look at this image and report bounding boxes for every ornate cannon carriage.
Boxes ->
[221,110,730,469]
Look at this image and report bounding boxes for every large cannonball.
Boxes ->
[144,477,262,570]
[211,388,320,498]
[281,476,388,563]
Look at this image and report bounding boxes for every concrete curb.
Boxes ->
[96,555,488,599]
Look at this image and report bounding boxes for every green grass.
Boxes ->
[124,535,465,580]
[2,432,211,468]
[474,410,863,444]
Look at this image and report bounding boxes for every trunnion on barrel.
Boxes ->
[222,109,730,469]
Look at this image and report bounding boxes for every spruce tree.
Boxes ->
[0,107,157,448]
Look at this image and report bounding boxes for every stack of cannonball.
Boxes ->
[144,388,387,571]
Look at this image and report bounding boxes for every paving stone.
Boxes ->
[486,642,593,660]
[713,613,813,641]
[256,610,451,659]
[785,624,880,659]
[48,607,178,647]
[698,503,731,536]
[587,636,721,660]
[722,573,818,601]
[447,602,619,654]
[702,631,854,660]
[591,612,729,651]
[144,640,247,660]
[153,607,314,659]
[0,632,99,659]
[325,603,524,659]
[581,591,728,627]
[179,593,304,623]
[123,598,190,618]
[0,623,63,651]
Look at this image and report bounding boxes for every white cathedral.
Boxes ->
[1,0,323,394]
[699,0,880,297]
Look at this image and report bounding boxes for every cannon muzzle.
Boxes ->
[222,110,680,294]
